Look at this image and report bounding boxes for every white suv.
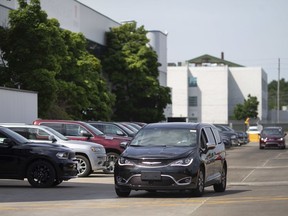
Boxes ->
[1,124,106,177]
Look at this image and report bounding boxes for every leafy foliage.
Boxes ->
[268,79,288,110]
[0,0,114,120]
[102,22,171,123]
[233,94,259,120]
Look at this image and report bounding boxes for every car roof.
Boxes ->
[1,124,41,128]
[144,122,210,130]
[263,126,282,130]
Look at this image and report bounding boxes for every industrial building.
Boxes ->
[0,0,269,124]
[167,54,268,124]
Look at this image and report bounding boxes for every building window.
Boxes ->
[188,117,198,122]
[188,76,197,87]
[189,96,197,106]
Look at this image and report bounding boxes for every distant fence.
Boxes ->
[228,121,288,132]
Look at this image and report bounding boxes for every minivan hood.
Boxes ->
[122,146,197,160]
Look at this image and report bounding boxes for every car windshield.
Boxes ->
[262,128,282,136]
[83,122,104,135]
[248,127,259,132]
[130,128,197,147]
[44,126,69,140]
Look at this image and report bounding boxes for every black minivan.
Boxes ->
[114,122,227,197]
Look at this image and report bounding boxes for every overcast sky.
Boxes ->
[78,0,288,82]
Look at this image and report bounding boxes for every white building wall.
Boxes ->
[190,67,229,124]
[229,67,268,120]
[167,67,188,118]
[41,0,120,45]
[147,31,167,86]
[0,88,38,124]
[167,65,268,124]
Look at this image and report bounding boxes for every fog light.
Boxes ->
[178,177,192,184]
[116,176,127,184]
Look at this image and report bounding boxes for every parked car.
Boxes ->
[246,125,262,142]
[33,120,131,174]
[119,122,140,133]
[259,126,286,149]
[114,122,227,197]
[214,125,239,146]
[1,124,107,177]
[0,126,78,187]
[237,131,249,144]
[88,122,136,138]
[121,122,142,131]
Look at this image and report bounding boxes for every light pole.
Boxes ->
[277,58,280,123]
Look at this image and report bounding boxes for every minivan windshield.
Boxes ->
[130,128,197,147]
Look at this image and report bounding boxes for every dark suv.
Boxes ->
[33,120,131,173]
[88,122,136,138]
[114,122,227,197]
[0,127,77,187]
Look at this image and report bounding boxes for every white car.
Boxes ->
[1,124,107,177]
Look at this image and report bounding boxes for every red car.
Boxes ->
[33,120,131,173]
[259,127,286,149]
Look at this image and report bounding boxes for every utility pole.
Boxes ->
[277,58,280,123]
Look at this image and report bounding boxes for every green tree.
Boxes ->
[268,79,288,110]
[1,0,115,120]
[102,22,171,123]
[1,0,65,116]
[233,94,259,120]
[54,30,115,120]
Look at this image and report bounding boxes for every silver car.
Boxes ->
[1,124,107,177]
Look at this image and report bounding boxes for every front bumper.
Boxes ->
[59,160,78,180]
[260,140,285,148]
[90,153,107,171]
[114,165,199,191]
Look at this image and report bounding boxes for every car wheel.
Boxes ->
[52,179,63,186]
[76,155,91,177]
[192,168,205,197]
[26,160,56,188]
[115,187,131,197]
[103,152,119,174]
[213,166,227,192]
[259,145,264,149]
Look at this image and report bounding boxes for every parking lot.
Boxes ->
[1,141,288,216]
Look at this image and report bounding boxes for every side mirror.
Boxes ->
[206,142,216,150]
[48,135,57,143]
[81,131,92,138]
[120,141,128,149]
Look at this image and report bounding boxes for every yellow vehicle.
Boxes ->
[246,126,261,142]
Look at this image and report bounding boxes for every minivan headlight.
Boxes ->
[170,158,193,166]
[118,157,134,166]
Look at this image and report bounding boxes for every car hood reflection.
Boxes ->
[122,146,197,160]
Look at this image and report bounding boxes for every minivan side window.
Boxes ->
[211,127,222,144]
[203,127,216,145]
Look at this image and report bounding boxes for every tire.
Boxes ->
[115,187,131,197]
[192,169,205,197]
[103,152,119,174]
[213,166,227,192]
[76,155,91,177]
[27,160,56,188]
[52,179,63,186]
